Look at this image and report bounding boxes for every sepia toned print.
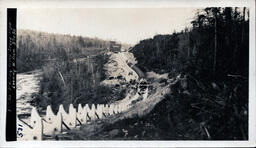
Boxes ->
[16,8,249,141]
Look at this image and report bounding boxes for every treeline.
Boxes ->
[20,30,126,112]
[131,7,249,140]
[17,30,111,73]
[132,7,249,80]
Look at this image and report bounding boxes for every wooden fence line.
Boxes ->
[17,102,131,141]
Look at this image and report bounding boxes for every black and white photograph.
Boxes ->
[0,0,256,147]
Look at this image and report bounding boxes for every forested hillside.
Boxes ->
[17,30,111,73]
[17,30,128,112]
[132,7,249,80]
[131,7,249,140]
[16,7,249,140]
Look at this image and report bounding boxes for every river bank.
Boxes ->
[17,69,42,118]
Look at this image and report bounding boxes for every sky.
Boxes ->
[18,8,198,44]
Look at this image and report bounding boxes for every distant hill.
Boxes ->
[17,29,111,57]
[17,29,128,73]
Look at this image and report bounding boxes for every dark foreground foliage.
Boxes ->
[66,75,247,140]
[129,7,249,140]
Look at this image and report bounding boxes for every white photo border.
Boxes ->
[0,0,255,147]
